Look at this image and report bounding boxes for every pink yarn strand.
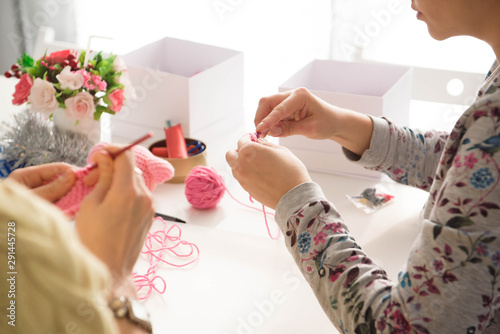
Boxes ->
[133,217,200,300]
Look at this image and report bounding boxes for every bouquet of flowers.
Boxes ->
[5,49,135,124]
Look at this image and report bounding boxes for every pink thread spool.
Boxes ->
[184,166,225,209]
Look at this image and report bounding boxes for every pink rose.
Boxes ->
[108,89,124,112]
[56,66,84,90]
[28,78,59,115]
[44,49,77,65]
[64,92,95,121]
[12,73,33,105]
[91,74,107,91]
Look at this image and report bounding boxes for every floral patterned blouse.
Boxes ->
[274,62,500,334]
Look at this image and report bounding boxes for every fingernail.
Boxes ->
[256,121,264,131]
[269,126,282,136]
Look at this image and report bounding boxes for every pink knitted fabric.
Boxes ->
[55,143,174,218]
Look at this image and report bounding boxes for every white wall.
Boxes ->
[0,0,77,72]
[331,0,494,73]
[74,0,332,119]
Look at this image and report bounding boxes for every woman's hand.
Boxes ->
[226,134,312,209]
[255,87,373,156]
[75,146,154,278]
[7,163,76,202]
[255,87,338,139]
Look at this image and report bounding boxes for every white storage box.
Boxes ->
[278,59,413,179]
[114,37,244,142]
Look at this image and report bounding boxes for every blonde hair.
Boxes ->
[0,179,118,334]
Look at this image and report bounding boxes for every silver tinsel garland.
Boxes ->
[0,110,94,170]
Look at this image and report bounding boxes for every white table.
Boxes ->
[0,76,429,333]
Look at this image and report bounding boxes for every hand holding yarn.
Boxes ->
[7,162,77,202]
[55,142,175,218]
[225,133,312,209]
[74,146,156,276]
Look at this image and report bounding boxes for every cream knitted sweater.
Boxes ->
[0,179,118,334]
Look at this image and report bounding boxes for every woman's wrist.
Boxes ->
[109,276,153,333]
[330,109,374,156]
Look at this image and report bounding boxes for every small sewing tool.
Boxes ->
[154,212,187,224]
[187,141,205,156]
[87,131,154,170]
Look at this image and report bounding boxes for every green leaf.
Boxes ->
[62,87,74,95]
[354,323,370,334]
[107,84,124,92]
[107,54,117,65]
[78,50,86,65]
[355,301,364,312]
[329,298,338,310]
[94,52,103,64]
[97,59,111,77]
[470,257,482,264]
[354,311,360,324]
[488,265,496,277]
[94,105,108,120]
[17,53,34,71]
[482,236,497,244]
[445,216,474,229]
[433,225,443,240]
[365,306,373,322]
[458,245,469,254]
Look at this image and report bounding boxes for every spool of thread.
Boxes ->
[184,166,225,209]
[151,147,169,158]
[164,124,188,158]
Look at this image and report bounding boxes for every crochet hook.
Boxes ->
[87,131,154,171]
[154,212,187,224]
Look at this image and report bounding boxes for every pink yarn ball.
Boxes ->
[185,166,226,209]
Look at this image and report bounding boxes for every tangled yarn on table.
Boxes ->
[132,217,200,300]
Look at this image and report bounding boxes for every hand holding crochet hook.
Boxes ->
[75,141,156,276]
[7,132,160,277]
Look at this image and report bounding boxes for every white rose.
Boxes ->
[56,66,84,90]
[112,56,128,73]
[64,92,95,121]
[28,78,59,115]
[117,71,137,101]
